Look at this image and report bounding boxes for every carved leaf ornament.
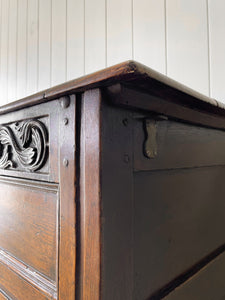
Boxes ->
[0,120,48,172]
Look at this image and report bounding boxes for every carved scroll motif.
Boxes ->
[0,119,48,172]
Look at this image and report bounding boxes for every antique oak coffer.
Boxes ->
[0,61,225,300]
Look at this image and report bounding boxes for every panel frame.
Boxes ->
[0,95,77,300]
[58,94,76,299]
[79,89,101,299]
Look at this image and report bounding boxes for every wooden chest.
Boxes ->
[0,61,225,299]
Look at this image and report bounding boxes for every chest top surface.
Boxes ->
[0,60,224,129]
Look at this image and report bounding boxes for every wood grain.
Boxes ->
[0,290,9,300]
[0,99,61,183]
[0,249,57,299]
[58,95,76,299]
[79,89,101,299]
[101,101,134,299]
[134,118,225,171]
[164,251,225,300]
[0,178,58,281]
[1,60,224,127]
[0,261,53,299]
[134,166,225,299]
[106,84,225,131]
[1,60,225,299]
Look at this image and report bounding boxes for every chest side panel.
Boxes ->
[0,95,76,300]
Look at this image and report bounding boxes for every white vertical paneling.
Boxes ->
[8,0,18,102]
[133,0,166,74]
[38,0,51,91]
[2,0,225,104]
[17,0,27,99]
[0,0,9,104]
[166,0,209,95]
[107,0,132,66]
[0,0,2,104]
[51,0,66,86]
[85,0,105,74]
[67,0,84,80]
[208,0,225,102]
[27,0,38,95]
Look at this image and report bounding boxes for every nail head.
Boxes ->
[63,158,69,167]
[61,97,70,109]
[63,118,69,125]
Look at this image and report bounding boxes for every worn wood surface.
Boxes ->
[0,60,225,126]
[0,261,53,300]
[134,118,225,171]
[106,84,225,130]
[101,101,134,299]
[0,99,61,182]
[0,291,8,300]
[164,251,225,300]
[79,89,101,299]
[134,166,225,299]
[0,95,76,299]
[0,61,225,299]
[0,178,58,281]
[58,95,76,299]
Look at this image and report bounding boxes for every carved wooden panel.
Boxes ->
[0,100,61,182]
[0,119,48,172]
[0,95,77,300]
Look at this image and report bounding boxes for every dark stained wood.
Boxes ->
[1,60,225,130]
[79,89,101,300]
[134,117,225,171]
[1,61,225,299]
[105,84,225,130]
[0,177,58,281]
[164,251,225,300]
[133,166,225,299]
[101,101,134,299]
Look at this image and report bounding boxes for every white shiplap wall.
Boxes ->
[0,0,225,105]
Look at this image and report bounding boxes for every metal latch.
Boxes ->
[143,119,157,159]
